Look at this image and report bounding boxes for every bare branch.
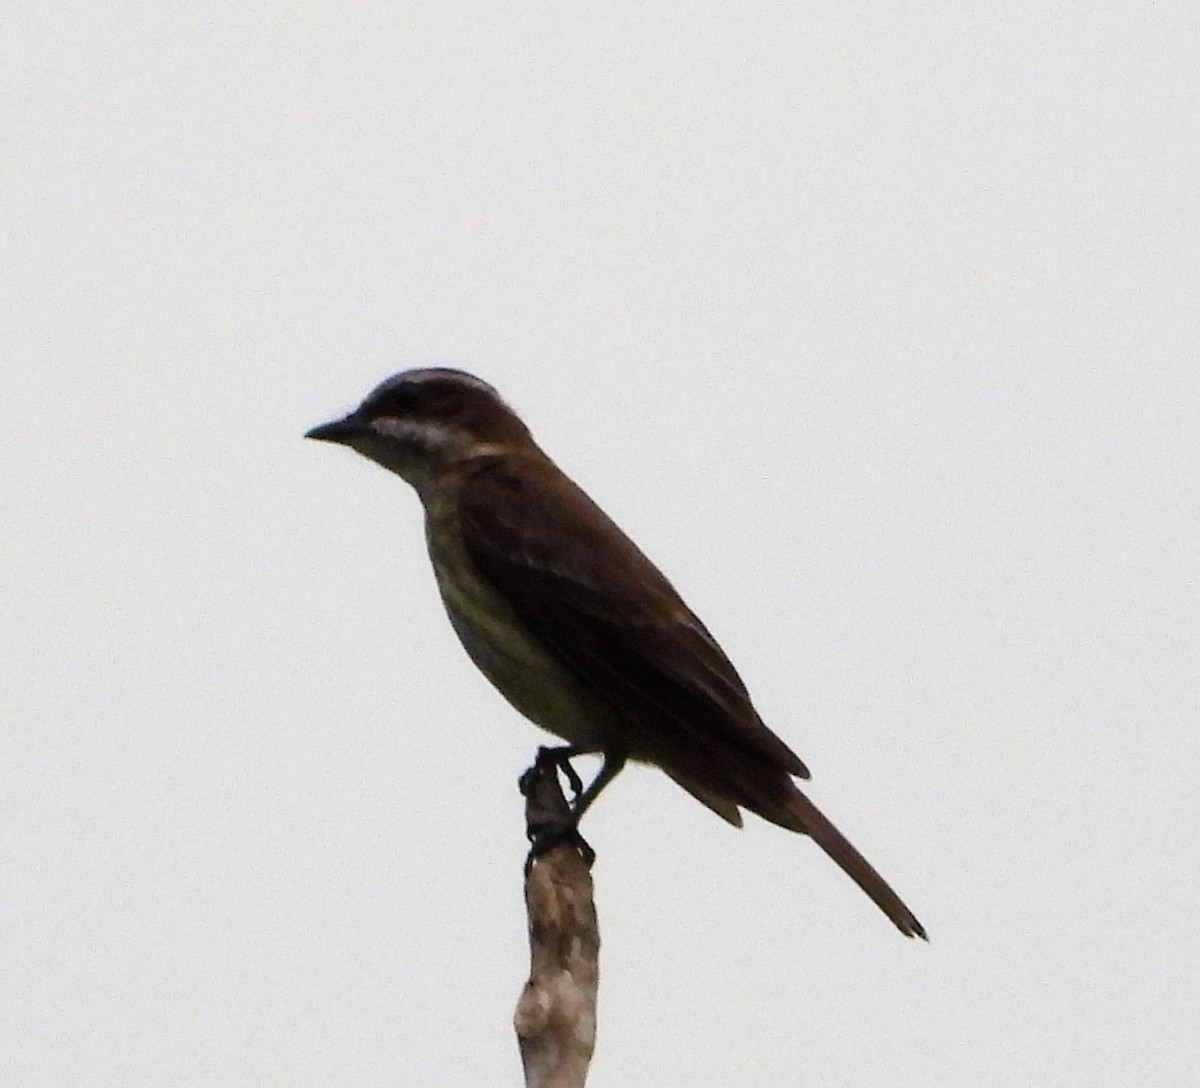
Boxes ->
[514,750,600,1088]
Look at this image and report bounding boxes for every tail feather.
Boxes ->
[786,790,926,940]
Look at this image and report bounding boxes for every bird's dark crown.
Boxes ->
[354,368,531,446]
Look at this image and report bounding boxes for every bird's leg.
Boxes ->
[536,746,627,822]
[538,745,586,800]
[522,747,628,868]
[522,747,594,868]
[569,751,627,823]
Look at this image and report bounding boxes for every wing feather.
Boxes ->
[457,457,809,782]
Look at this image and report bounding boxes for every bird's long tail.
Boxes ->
[786,790,926,939]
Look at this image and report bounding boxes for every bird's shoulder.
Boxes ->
[450,451,690,620]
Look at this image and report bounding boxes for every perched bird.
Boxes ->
[306,368,925,938]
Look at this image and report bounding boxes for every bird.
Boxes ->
[306,368,925,939]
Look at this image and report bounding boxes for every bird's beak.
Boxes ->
[305,415,362,444]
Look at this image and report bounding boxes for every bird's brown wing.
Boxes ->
[456,456,810,794]
[458,457,929,940]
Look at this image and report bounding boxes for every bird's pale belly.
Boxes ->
[424,507,623,751]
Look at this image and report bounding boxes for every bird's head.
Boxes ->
[305,368,533,493]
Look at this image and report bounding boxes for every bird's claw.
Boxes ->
[525,818,596,872]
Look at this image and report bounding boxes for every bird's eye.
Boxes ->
[364,384,419,419]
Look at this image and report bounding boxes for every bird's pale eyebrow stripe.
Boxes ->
[374,418,464,449]
[372,417,507,458]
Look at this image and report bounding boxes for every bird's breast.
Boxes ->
[422,497,620,750]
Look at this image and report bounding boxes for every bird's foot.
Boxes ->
[519,746,595,871]
[535,745,586,801]
[525,818,595,872]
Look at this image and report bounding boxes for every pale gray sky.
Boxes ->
[5,5,1197,1085]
